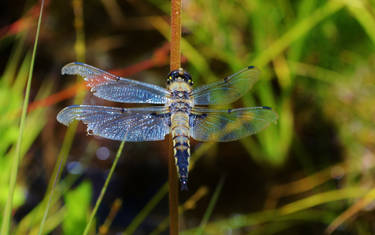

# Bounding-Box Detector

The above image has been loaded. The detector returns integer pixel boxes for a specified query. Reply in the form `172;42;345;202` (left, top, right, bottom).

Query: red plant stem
169;0;182;234
28;83;86;112
0;0;50;39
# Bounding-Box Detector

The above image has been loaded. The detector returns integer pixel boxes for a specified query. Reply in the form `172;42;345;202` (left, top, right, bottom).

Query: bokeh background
1;0;375;234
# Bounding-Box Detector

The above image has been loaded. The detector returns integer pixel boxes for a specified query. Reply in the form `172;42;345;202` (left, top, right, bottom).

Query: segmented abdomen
171;111;191;190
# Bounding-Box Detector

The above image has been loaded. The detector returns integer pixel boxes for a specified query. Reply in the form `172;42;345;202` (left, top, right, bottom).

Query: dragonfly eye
188;79;194;86
167;76;173;84
167;70;178;83
167;69;193;86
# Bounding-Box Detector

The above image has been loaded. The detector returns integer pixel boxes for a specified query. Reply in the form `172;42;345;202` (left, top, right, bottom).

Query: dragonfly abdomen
171;111;191;190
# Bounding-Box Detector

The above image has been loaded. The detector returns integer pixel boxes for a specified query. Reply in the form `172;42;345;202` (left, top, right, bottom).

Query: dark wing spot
248;65;255;69
195;113;208;118
262;106;272;110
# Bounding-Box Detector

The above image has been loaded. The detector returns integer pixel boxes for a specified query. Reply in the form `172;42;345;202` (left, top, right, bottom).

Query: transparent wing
62;62;170;104
57;105;170;141
190;106;277;142
191;66;260;105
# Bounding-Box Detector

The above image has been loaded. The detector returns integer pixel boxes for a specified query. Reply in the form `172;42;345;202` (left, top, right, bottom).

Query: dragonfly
57;62;278;190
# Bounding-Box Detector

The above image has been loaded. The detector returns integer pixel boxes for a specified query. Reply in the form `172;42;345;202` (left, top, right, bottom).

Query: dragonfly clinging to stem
57;62;278;190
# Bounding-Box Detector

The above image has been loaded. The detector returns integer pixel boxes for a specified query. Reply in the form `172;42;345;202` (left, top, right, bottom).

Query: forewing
190;106;277;142
62;62;169;104
191;66;260;105
57;105;170;141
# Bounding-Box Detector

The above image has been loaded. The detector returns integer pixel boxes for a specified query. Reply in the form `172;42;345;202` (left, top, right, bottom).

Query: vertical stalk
38;0;85;234
82;140;126;235
169;0;182;234
170;0;182;71
168;148;179;235
1;1;45;234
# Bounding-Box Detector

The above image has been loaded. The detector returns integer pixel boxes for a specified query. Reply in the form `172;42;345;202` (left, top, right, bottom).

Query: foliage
63;181;91;235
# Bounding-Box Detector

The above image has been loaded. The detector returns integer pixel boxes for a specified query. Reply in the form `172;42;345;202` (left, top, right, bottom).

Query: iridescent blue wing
190;106;277;142
191;66;260;105
62;62;169;104
57;105;170;141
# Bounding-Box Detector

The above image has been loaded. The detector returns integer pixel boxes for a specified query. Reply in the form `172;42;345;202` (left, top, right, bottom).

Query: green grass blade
252;0;345;67
37;121;79;235
0;1;45;234
122;183;168;235
38;0;87;233
63;181;92;235
279;187;368;214
2;35;26;86
82;140;126;235
195;176;225;235
345;1;375;45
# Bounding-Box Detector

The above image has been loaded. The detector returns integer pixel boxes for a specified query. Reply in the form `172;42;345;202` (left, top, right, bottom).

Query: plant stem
196;176;225;235
169;0;182;234
83;140;126;235
170;0;181;71
0;1;45;234
38;1;86;233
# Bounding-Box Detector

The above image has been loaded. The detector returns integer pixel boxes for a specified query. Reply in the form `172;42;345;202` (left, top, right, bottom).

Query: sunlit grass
1;0;46;233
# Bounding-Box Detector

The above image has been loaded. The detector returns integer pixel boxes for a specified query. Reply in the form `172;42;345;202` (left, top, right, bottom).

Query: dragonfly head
167;68;193;86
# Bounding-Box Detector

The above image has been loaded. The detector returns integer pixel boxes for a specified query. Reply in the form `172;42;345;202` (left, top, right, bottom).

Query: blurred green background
1;0;375;234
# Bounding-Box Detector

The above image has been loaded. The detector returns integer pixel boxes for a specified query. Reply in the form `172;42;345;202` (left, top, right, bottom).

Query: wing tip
61;62;86;76
270;109;279;123
56;111;70;126
247;65;261;74
261;106;279;123
56;105;81;126
61;62;76;75
247;65;260;70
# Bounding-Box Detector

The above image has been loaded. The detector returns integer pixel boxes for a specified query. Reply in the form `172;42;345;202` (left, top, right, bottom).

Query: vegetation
1;0;375;234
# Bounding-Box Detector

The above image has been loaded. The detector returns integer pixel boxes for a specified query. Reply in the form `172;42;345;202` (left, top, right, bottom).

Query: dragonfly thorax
170;102;192;113
167;69;194;108
171;90;190;99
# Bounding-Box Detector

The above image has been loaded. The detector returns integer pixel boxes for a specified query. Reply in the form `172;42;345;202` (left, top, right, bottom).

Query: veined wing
62;62;169;104
57;105;170;141
190;106;277;142
191;66;260;105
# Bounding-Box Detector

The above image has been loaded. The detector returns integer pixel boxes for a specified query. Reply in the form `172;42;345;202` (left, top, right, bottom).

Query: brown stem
170;0;181;71
169;0;181;234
